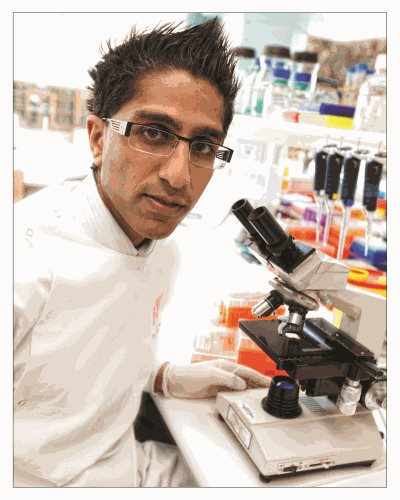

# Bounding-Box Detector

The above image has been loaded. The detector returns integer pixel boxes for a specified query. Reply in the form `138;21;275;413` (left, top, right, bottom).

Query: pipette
362;152;386;257
336;149;367;259
313;143;337;242
323;145;351;246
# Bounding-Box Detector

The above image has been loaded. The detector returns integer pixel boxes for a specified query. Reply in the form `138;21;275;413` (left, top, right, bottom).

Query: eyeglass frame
102;118;234;168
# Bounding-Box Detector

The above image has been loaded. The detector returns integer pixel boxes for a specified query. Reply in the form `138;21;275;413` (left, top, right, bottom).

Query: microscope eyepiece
248;206;303;266
231;199;260;240
247;206;289;250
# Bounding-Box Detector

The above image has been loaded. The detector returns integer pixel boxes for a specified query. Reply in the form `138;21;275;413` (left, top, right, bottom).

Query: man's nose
158;140;191;189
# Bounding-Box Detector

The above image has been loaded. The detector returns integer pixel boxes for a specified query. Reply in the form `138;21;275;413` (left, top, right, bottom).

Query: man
14;19;270;487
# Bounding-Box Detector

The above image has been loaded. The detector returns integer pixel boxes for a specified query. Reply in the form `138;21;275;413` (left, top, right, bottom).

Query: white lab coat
13;172;192;486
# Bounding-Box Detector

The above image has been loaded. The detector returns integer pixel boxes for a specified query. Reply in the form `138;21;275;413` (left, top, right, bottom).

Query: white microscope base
216;388;383;481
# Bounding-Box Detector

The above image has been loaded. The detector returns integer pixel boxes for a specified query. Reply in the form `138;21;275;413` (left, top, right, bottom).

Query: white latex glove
162;359;271;399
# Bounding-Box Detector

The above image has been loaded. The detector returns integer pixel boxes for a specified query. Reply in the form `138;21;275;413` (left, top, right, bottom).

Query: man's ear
86;115;105;167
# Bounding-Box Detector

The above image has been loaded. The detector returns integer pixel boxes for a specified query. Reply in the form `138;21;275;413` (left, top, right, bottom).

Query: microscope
216;199;386;482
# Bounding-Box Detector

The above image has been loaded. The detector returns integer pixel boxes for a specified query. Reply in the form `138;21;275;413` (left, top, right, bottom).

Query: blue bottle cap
273;68;290;80
366;69;375;75
347;66;356;73
295;72;312;83
356;63;368;72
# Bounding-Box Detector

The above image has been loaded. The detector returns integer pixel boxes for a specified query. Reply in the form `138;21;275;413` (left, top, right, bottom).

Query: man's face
90;69;226;247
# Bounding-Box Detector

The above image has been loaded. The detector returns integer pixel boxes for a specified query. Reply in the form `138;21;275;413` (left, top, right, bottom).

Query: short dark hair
86;18;239;135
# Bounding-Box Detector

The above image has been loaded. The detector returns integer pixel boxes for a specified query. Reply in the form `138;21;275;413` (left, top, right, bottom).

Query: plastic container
251;45;291;117
233;47;257;114
265;44;292;73
319;104;355;118
353;63;369;91
328;220;366;259
235;57;260;115
237;336;288;378
291;51;319;94
233;46;257;84
193;319;238;356
251;56;273;117
353;54;386;133
221;293;286;328
192;294;286;364
349;236;387;271
262;68;291;119
347;266;386;296
290;72;312;111
341;66;357;106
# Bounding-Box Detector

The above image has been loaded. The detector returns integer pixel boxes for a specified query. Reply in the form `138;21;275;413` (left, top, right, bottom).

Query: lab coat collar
72;171;156;257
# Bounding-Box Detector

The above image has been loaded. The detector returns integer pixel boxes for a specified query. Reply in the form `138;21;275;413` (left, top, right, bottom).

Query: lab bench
151;393;386;487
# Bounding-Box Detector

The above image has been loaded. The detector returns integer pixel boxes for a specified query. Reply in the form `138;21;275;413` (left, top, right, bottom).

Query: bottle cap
293;51;318;63
263;44;291;59
346;67;356;73
233;46;256;59
356;63;368;72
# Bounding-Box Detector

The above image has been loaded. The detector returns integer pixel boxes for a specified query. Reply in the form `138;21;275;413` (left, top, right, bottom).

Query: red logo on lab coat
153;294;164;327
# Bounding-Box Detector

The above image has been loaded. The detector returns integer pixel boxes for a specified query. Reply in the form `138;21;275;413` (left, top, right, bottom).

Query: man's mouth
143;194;188;210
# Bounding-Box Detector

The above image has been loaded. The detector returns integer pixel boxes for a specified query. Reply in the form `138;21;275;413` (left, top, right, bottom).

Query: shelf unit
228;114;386;150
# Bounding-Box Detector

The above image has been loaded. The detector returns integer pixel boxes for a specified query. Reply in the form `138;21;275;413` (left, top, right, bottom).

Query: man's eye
193;142;214;155
142;127;168;141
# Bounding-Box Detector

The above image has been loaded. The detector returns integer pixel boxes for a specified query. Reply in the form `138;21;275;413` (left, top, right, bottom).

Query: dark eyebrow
133;111;179;130
132;111;224;143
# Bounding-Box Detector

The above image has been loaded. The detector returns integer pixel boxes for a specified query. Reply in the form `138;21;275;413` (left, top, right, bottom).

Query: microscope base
216;388;383;480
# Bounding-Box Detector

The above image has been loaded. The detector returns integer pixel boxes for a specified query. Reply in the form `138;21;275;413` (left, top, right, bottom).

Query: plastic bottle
251;45;291;117
290;72;312;111
235;57;260;115
291;51;319;94
265;44;292;72
233;47;257;114
251;56;272;116
353;54;386;133
353;63;369;90
233;46;257;84
262;68;291;119
341;67;357;106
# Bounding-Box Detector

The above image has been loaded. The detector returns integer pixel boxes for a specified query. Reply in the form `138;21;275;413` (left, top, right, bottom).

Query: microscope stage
216;388;383;481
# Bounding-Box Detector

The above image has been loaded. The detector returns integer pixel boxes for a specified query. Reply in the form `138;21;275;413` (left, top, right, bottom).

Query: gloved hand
162;359;271;399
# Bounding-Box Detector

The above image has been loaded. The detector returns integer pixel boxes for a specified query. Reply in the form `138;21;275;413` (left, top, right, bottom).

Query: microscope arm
324;285;386;360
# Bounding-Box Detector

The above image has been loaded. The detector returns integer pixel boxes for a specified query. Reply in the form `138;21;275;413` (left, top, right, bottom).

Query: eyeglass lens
127;124;228;169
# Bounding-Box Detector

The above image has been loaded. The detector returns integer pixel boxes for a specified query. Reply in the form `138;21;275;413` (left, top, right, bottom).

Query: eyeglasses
102;118;234;170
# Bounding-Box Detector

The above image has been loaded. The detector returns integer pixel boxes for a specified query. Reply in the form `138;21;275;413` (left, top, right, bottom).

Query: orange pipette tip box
237;337;287;378
224;304;286;328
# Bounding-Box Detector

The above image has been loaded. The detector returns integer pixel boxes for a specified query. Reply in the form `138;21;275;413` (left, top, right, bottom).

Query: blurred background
13;12;386;195
13;10;387;368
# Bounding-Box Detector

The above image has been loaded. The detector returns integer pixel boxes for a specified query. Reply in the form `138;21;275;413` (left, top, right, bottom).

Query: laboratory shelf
229;114;386;150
